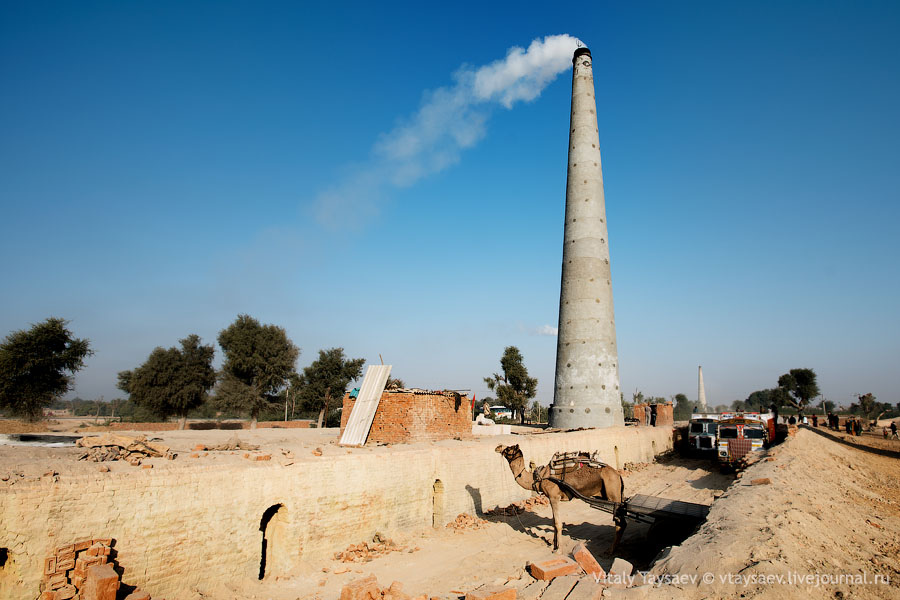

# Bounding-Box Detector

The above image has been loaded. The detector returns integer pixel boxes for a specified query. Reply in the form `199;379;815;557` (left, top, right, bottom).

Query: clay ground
2;423;899;600
219;451;733;600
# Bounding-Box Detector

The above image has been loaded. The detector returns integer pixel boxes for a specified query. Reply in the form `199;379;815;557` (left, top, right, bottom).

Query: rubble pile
445;513;488;532
334;537;405;563
339;576;428;600
485;495;549;516
75;434;175;465
205;435;260;452
40;538;151;600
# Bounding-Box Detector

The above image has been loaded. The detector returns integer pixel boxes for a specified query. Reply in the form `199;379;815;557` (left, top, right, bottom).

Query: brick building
633;402;674;427
340;390;472;444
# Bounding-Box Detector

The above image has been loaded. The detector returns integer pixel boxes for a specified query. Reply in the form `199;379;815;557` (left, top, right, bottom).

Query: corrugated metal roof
339;364;392;446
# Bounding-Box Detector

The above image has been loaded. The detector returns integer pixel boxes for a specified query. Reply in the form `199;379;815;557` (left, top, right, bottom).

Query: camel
495;443;626;554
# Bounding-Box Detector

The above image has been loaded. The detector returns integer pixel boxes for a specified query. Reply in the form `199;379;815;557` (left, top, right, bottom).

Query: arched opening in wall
258;504;289;580
614;446;620;470
433;480;444;529
0;548;6;568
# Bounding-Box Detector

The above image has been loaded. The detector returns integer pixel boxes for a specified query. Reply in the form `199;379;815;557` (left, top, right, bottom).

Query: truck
687;412;720;454
716;412;775;468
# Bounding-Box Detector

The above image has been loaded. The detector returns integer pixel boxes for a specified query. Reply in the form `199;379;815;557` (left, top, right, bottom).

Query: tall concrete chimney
549;47;623;429
698;366;707;409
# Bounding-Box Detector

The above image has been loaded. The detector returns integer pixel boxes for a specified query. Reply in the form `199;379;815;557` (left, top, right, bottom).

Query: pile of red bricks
340;390;472;444
485;495;549;516
333;539;405;563
340;576;425;600
445;513;488;532
40;539;149;600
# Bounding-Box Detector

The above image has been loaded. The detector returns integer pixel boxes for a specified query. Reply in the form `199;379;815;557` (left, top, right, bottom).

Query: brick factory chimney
698;365;707;410
549;47;623;429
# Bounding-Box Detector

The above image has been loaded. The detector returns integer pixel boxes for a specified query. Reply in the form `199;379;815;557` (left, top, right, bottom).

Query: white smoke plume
313;34;582;227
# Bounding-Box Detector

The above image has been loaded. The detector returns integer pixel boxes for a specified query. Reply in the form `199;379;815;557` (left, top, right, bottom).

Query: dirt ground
3;422;898;599
207;428;899;600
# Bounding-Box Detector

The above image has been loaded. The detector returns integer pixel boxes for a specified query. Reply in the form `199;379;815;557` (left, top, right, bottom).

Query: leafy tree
215;314;299;428
117;335;216;430
484;346;537;425
385;377;405;390
777;368;820;414
0;318;93;421
296;348;365;428
673;393;697;421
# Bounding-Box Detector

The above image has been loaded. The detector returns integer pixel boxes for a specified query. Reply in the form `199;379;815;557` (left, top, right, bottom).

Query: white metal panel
339;364;391;446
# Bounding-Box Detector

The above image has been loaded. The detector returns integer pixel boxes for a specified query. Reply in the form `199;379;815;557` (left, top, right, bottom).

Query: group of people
883;421;899;440
844;416;864;436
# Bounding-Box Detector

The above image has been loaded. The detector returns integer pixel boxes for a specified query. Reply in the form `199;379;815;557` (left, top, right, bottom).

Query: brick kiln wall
339;391;472;444
0;427;672;599
633;403;674;427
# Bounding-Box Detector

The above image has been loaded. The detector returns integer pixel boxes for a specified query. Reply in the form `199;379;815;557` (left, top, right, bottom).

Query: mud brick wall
633;403;674;427
0;426;672;600
340;391;472;444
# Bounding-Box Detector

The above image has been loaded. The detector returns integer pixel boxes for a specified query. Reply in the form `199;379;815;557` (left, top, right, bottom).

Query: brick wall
0;426;671;600
633;403;674;427
340;391;472;444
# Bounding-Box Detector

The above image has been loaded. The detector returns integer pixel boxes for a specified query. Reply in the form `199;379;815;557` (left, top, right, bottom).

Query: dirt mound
0;420;49;434
649;429;900;599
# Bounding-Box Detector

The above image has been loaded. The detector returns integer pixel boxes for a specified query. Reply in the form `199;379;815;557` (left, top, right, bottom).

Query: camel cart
548;477;710;531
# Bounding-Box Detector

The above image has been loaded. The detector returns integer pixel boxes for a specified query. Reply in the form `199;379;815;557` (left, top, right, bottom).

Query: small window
719;427;738;439
708;423;718;434
744;428;765;439
690;423;704;433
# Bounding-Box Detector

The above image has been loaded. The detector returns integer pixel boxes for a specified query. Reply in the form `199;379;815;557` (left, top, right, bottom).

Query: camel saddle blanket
547;450;609;481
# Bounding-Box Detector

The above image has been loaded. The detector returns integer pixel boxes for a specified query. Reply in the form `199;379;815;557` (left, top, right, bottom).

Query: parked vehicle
716;412;775;467
687;413;720;454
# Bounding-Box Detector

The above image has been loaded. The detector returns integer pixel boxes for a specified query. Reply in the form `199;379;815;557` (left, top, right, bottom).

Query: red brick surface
339;575;381;600
633;403;674;427
464;585;516;600
340;391;472;444
82;564;119;600
123;589;151;600
528;557;580;580
572;543;605;577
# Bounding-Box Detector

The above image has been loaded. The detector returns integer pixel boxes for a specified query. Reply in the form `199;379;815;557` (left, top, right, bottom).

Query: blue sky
2;1;898;410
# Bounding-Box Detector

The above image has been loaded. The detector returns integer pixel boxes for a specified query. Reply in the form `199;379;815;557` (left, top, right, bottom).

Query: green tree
673;393;696;421
777;368;820;414
296;348;365;428
117;335;216;430
0;318;93;421
215;314;299;428
484;346;537;425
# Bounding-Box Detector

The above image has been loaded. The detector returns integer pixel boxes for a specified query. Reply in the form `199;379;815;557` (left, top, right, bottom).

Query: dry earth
2;423;898;600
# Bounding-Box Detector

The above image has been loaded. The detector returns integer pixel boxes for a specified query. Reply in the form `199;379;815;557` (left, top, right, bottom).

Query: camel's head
495;444;523;462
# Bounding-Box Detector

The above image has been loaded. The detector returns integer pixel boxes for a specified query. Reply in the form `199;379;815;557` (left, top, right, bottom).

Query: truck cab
687;413;720;454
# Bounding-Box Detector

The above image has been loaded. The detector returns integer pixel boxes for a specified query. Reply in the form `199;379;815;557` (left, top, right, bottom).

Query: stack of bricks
40;538;118;600
341;390;472;444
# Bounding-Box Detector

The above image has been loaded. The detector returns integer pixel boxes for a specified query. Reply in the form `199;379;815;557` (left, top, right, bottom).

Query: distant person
891;421;898;440
788;415;797;425
812;415;818;428
883;427;890;439
854;418;862;436
845;419;852;434
770;403;779;425
650;404;658;427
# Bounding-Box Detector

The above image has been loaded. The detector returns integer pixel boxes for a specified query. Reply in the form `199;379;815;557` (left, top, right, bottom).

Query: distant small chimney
698;366;707;409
